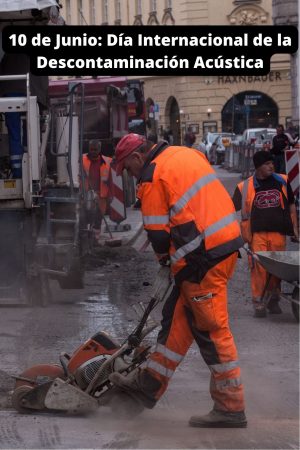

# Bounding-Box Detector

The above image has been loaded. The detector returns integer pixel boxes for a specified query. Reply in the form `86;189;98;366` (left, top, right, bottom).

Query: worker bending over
110;133;247;428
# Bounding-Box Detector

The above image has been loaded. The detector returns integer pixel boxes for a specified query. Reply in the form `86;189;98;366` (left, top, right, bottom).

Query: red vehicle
49;76;130;156
49;77;146;154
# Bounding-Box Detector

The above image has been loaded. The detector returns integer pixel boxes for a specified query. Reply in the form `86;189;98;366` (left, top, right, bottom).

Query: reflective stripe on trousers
142;253;245;412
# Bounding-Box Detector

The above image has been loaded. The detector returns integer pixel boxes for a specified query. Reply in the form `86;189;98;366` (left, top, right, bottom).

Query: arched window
148;0;159;25
115;0;121;24
89;0;96;25
77;0;83;25
150;0;157;12
102;0;108;24
134;0;143;25
65;0;71;24
162;0;175;25
221;91;278;134
136;0;142;15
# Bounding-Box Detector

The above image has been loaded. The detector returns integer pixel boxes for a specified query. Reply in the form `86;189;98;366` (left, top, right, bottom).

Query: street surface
0;167;299;450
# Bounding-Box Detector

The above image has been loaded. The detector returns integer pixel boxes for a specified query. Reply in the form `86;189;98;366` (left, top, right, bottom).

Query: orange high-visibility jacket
138;144;243;284
237;173;289;243
82;154;112;198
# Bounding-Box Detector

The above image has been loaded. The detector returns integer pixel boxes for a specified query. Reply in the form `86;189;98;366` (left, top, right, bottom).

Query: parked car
241;128;276;146
199;132;220;162
200;132;236;164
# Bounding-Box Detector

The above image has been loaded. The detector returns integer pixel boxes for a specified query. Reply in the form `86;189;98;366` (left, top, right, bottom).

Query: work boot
253;306;267;318
189;409;247;428
267;297;282;314
109;369;159;409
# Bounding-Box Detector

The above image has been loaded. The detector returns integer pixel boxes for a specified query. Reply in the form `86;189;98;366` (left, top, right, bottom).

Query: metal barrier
226;143;257;179
241;144;256;179
224;144;233;169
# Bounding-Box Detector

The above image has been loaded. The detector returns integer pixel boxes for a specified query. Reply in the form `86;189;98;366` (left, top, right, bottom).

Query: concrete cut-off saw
11;266;172;417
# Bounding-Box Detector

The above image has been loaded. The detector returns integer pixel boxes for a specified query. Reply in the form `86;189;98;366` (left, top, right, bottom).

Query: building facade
272;0;299;128
58;0;297;144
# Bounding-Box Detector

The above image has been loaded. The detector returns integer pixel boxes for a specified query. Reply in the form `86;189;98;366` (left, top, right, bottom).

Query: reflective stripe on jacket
138;145;243;282
82;154;112;198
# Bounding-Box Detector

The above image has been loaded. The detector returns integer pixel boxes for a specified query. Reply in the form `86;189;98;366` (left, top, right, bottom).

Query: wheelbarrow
244;249;299;322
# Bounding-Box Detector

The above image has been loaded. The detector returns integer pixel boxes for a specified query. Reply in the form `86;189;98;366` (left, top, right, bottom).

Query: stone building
58;0;298;143
272;0;299;130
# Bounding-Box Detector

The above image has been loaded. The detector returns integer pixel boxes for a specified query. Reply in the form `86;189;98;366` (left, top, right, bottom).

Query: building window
134;0;142;24
162;0;174;24
150;0;157;12
148;0;159;25
102;0;108;24
65;0;71;24
115;0;121;24
77;0;83;25
89;0;96;25
135;0;142;16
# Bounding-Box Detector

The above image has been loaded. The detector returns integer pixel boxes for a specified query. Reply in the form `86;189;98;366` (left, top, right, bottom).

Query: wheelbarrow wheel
291;287;299;323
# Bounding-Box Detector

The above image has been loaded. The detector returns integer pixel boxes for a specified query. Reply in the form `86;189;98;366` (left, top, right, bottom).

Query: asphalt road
0;167;299;450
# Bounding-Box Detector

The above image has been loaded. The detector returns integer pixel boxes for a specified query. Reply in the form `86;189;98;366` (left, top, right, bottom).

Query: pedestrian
286;121;297;140
110;133;247;428
82;140;112;240
270;124;293;173
184;126;196;147
163;127;173;144
232;150;298;318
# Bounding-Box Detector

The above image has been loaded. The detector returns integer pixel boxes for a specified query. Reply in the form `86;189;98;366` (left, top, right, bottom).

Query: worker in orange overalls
232;151;298;318
82;140;112;240
109;133;247;428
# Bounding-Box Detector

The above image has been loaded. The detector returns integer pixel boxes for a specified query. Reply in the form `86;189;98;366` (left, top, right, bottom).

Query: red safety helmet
115;134;145;175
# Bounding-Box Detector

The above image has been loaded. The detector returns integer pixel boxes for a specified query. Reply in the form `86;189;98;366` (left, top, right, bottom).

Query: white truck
0;2;129;305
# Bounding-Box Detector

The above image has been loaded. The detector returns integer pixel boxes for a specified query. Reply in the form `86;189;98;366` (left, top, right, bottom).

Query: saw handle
127;297;158;348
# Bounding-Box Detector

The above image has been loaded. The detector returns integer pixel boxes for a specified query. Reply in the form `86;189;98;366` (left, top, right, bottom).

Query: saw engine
67;331;131;390
11;267;172;414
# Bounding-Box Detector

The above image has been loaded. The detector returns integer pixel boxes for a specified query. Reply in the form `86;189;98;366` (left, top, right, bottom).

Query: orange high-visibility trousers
141;253;245;412
249;232;286;306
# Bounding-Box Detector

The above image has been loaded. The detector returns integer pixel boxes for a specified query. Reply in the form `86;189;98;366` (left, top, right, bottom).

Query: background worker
82;140;112;240
183;126;196;147
110;133;247;428
232;150;298;318
271;124;294;174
